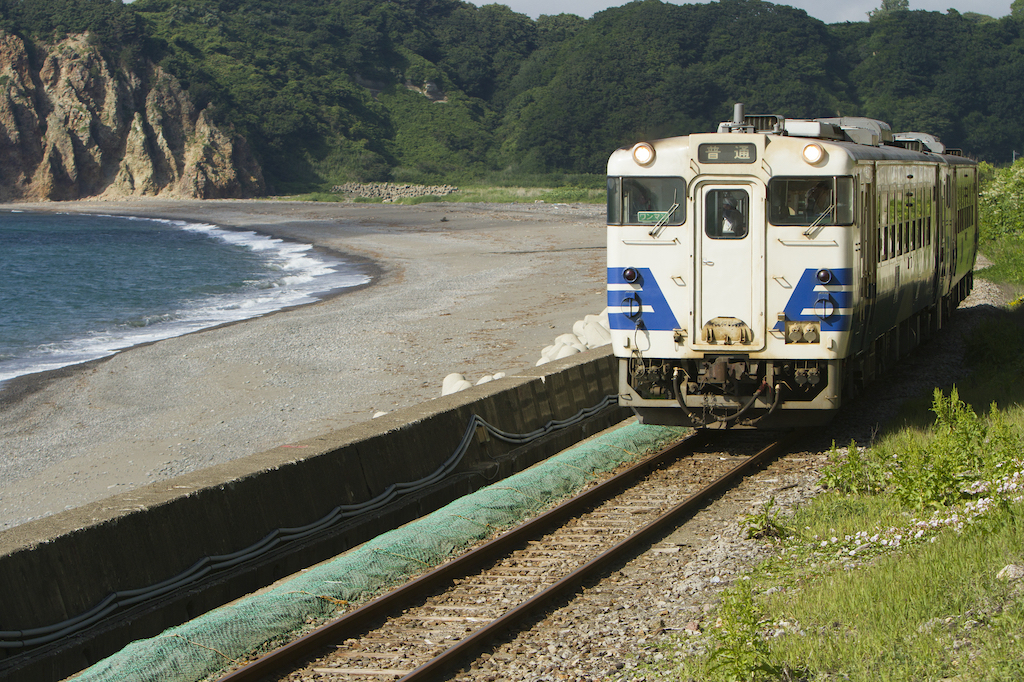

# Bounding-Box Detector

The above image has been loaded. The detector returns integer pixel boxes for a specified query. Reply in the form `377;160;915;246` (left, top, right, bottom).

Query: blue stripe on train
607;267;680;331
775;268;854;332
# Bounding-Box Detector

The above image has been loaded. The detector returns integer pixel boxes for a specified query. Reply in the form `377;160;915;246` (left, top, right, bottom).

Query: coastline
0;209;381;396
0;198;608;531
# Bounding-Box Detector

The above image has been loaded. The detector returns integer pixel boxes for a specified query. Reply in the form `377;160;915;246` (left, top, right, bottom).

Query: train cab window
705;189;749;239
607;177;686;226
768;177;854;226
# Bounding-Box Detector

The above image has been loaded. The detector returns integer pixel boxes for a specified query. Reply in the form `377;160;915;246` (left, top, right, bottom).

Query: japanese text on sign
698;143;757;164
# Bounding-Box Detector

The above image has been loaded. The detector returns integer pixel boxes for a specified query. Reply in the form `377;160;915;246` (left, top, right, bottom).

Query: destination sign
698;143;757;164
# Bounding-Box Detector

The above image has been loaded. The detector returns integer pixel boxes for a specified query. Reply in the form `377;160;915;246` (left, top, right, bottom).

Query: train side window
915;191;923;250
878;192;886;262
897;192;906;255
913;191;921;249
705;189;749;239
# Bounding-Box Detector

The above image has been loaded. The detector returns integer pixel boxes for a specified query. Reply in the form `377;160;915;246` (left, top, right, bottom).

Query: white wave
0;215;371;387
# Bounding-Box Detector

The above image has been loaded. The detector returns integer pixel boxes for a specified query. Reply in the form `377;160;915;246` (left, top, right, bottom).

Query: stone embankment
331;182;459;202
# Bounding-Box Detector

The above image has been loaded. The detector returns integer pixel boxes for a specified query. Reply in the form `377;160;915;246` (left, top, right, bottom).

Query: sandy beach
0;199;608;531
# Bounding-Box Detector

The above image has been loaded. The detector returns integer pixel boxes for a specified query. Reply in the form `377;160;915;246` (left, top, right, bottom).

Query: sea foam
0;213;370;386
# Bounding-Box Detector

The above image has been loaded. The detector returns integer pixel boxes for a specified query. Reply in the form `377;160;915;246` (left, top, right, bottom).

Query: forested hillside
1;0;1022;195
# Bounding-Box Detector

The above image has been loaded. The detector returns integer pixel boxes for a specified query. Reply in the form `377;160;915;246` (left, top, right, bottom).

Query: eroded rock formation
0;31;264;202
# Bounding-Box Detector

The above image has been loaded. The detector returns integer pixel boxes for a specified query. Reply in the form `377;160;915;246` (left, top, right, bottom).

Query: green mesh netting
71;421;686;682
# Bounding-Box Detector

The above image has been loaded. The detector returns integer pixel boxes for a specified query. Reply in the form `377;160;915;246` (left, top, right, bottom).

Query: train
606;104;978;429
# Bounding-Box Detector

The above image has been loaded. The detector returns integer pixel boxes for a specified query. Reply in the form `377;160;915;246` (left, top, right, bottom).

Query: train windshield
607;177;687;226
768;177;854;226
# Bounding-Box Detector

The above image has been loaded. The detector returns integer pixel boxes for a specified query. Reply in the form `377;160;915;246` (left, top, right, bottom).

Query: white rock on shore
536;308;612;366
440;308;612;395
442;373;474;396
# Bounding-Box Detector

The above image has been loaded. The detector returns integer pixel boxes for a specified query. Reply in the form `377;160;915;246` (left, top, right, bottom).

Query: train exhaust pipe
733;102;744;125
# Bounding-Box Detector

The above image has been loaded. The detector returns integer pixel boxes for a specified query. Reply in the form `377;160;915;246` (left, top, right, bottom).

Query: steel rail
218;428;795;682
398;429;801;680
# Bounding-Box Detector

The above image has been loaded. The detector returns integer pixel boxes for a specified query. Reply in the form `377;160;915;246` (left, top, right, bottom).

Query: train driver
721;196;745;235
805;181;833;219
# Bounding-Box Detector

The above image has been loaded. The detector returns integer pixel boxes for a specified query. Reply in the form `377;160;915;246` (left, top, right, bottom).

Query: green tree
869;0;910;20
433;4;537;105
128;0;511;189
0;0;145;65
500;0;850;173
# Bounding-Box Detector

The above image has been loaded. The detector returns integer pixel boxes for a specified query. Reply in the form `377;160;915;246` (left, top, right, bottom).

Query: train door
694;183;765;350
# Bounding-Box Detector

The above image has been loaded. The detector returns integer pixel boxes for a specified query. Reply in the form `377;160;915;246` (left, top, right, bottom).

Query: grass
768;513;1024;680
647;318;1024;680
634;199;1024;680
643;390;1024;681
977;237;1024;288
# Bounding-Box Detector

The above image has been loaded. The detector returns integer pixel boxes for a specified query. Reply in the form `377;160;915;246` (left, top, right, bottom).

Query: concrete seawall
0;348;628;682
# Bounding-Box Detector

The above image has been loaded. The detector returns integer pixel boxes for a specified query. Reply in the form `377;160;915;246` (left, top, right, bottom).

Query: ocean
0;210;370;387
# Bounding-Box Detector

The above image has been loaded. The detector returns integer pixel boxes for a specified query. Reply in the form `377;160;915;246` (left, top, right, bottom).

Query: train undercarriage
622;355;838;429
622;273;974;430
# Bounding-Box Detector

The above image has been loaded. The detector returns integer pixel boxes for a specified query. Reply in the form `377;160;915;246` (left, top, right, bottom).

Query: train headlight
802;143;826;165
632;142;656;166
622;267;641;284
816;269;833;285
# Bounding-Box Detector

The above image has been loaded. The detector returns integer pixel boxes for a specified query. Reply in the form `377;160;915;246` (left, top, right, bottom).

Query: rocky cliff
0;31;265;202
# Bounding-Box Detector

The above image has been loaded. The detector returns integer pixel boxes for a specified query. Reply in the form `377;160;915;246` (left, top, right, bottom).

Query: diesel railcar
607;105;978;428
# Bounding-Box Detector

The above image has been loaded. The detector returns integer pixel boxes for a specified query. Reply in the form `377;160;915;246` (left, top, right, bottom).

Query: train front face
607;133;857;429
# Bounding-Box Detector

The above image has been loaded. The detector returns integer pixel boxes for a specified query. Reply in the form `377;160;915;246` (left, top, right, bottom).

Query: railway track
219;428;805;682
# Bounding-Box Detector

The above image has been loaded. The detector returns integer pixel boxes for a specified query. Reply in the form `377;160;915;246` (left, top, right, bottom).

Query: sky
491;0;1013;23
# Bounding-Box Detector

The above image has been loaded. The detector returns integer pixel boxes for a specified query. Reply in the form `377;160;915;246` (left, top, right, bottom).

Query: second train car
607;105;978;428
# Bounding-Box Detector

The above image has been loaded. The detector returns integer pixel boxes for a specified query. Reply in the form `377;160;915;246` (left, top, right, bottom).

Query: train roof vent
817;117;893;146
781;119;845;140
743;114;784;133
946;148;964;156
893;132;946;154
